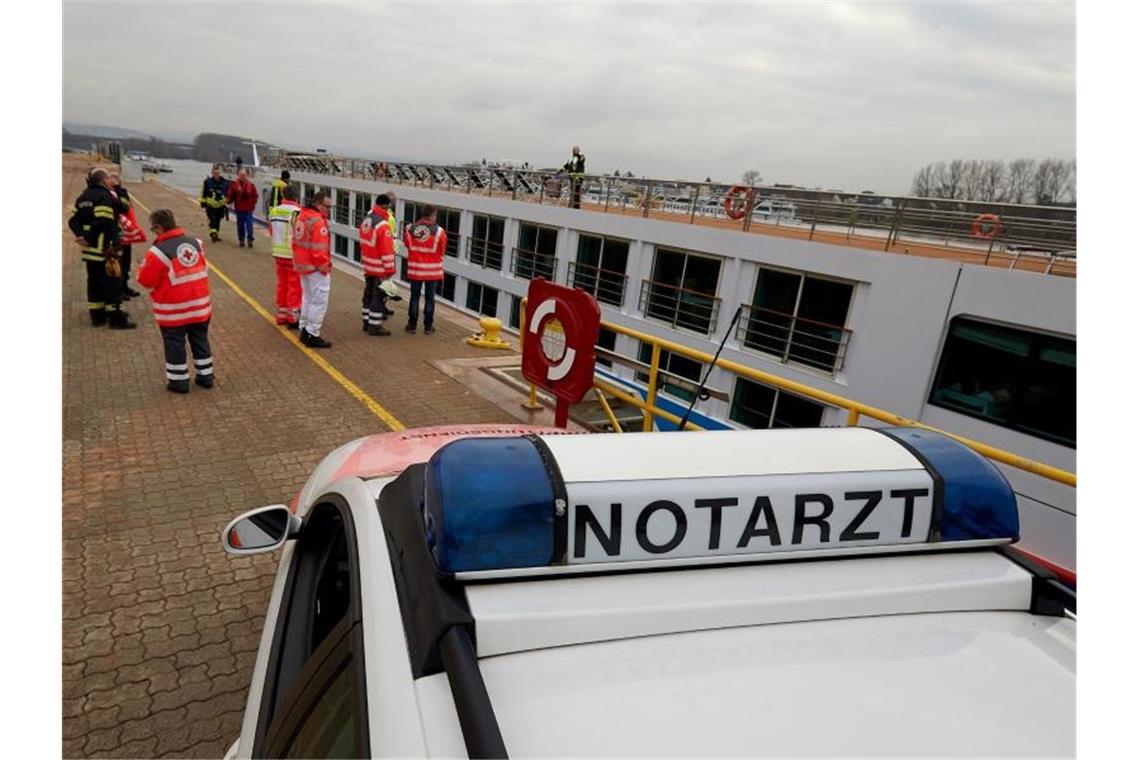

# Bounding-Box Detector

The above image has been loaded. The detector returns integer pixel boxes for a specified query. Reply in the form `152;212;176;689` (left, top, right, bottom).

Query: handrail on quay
519;299;1076;489
272;153;1077;273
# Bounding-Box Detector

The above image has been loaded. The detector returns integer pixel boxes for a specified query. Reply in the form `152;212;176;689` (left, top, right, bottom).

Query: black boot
307;333;332;349
195;374;215;389
299;329;312;346
166;380;190;394
107;311;137;330
368;323;391;336
124;286;141;297
362;320;369;333
89;310;107;327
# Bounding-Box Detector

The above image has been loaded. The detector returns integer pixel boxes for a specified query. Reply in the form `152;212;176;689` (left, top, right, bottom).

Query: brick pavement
61;155;516;758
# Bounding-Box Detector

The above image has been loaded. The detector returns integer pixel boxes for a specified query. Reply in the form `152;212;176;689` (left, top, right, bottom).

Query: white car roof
415;610;1073;757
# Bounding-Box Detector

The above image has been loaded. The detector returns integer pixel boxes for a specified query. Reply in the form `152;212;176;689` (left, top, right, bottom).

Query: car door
252;499;369;758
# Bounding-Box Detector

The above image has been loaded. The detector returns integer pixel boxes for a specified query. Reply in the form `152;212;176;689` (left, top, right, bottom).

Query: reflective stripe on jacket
137;228;212;327
402;219;446;281
291;206;331;274
68;185;121;261
200;176;230;208
268;201;301;259
359;206;396;278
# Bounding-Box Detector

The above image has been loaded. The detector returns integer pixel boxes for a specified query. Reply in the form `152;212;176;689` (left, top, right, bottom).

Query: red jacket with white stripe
137;228;212;327
292;205;332;275
358;205;396;278
403;218;446;281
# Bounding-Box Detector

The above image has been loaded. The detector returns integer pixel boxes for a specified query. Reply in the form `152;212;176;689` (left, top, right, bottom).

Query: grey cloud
63;0;1074;194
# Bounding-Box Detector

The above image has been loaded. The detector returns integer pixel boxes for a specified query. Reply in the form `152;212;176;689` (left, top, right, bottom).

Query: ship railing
638;279;722;336
517;298;1077;490
735;304;852;374
566;261;628;307
466;237;505;272
272;154;1076;271
510;247;557;281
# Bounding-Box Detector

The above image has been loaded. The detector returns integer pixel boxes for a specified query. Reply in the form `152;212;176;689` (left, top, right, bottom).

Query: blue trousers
407;280;437;329
235;211;254;243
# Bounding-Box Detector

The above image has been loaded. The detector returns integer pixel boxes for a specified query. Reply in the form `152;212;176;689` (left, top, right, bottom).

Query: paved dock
61;154;520;758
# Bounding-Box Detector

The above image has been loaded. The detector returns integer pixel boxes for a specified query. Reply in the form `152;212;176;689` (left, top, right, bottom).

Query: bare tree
741;169;762;186
979;160;1007;202
1004;159;1037;204
911;164;935;197
961;160;986;202
1034;159;1074;205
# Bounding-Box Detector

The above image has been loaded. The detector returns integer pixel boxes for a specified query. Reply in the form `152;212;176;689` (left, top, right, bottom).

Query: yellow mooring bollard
465;317;513;350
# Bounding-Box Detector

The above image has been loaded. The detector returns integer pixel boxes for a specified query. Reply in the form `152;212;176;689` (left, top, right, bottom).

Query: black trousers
205;207;225;235
361;276;389;326
570;176;582;209
85;259;123;315
161;321;213;383
120;245;132;289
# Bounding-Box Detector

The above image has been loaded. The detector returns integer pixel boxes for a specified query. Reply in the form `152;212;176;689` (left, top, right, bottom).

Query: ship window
742;267;854;373
470;214;505;270
513;224;558;280
334;189;350;226
509;295;522;329
730;378;825;430
596;328;617;369
572;235;629;306
401;203;459;257
466;282;499;317
929;318;1075;447
637;343;703;402
439;273;456;302
642;248;721;334
352;241;361;264
304;184;316;205
333;234;348;259
352;192;372;226
399;257;408;282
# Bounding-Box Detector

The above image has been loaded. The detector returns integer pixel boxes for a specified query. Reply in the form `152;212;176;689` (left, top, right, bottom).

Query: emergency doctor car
220;424;1075;758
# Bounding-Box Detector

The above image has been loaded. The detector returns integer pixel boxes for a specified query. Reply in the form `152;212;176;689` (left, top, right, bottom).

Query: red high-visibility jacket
137;228;212;327
359;205;396;278
292;205;331;275
225;178;259;212
403;219;446;281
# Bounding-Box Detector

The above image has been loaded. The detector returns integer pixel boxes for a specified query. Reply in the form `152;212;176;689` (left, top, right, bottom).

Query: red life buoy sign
724;186;755;221
521;279;601;427
971;213;1002;239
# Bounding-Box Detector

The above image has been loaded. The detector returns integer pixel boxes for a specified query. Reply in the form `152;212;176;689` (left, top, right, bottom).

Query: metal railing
566;260;628;307
272;155;1077;272
466;237;505;271
510;247;557;281
736;304;853;374
638;279;721;335
518;298;1076;488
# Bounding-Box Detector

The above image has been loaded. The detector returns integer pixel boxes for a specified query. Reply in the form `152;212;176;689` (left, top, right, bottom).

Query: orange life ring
971;213;1002;239
724;186;755;221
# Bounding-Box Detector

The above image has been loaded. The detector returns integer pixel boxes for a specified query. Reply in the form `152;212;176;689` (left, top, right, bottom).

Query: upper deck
270;155;1077;278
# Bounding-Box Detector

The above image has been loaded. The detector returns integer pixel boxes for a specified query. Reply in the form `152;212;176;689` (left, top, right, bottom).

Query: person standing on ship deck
226;169;259;248
199;164;230;243
563;145;586;209
403;204;447;334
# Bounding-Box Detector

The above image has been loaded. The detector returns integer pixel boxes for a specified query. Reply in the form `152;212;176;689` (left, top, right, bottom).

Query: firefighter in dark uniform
562;145;586;209
68;168;136;329
199;163;230;242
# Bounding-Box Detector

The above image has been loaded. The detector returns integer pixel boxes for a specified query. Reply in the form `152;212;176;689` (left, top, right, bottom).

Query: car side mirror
221;505;301;555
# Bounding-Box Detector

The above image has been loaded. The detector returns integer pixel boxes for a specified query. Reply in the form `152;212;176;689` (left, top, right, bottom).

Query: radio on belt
421;427;1019;575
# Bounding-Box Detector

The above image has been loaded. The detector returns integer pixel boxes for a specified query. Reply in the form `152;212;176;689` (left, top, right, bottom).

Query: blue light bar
880;428;1019;541
424;437;557;574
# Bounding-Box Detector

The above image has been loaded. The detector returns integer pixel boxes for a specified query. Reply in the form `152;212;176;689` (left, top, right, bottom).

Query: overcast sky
63;1;1074;194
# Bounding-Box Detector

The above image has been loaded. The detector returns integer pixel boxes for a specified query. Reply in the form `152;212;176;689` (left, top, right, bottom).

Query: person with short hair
403;204;446;334
270;169;291;208
267;183;303;328
137;209;214;393
358;193;397;336
199;164;230;242
292;190;334;348
68;168;136;329
226;169;259;248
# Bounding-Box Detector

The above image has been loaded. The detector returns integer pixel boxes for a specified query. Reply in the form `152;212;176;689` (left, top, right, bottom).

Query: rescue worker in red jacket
403;204;447;334
225;169;259;248
136;209;215;393
358;193;398;336
267;183;303;328
109;172;146;299
292;190;334;348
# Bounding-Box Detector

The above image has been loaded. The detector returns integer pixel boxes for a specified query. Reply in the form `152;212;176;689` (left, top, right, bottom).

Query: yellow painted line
131;192;406;432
